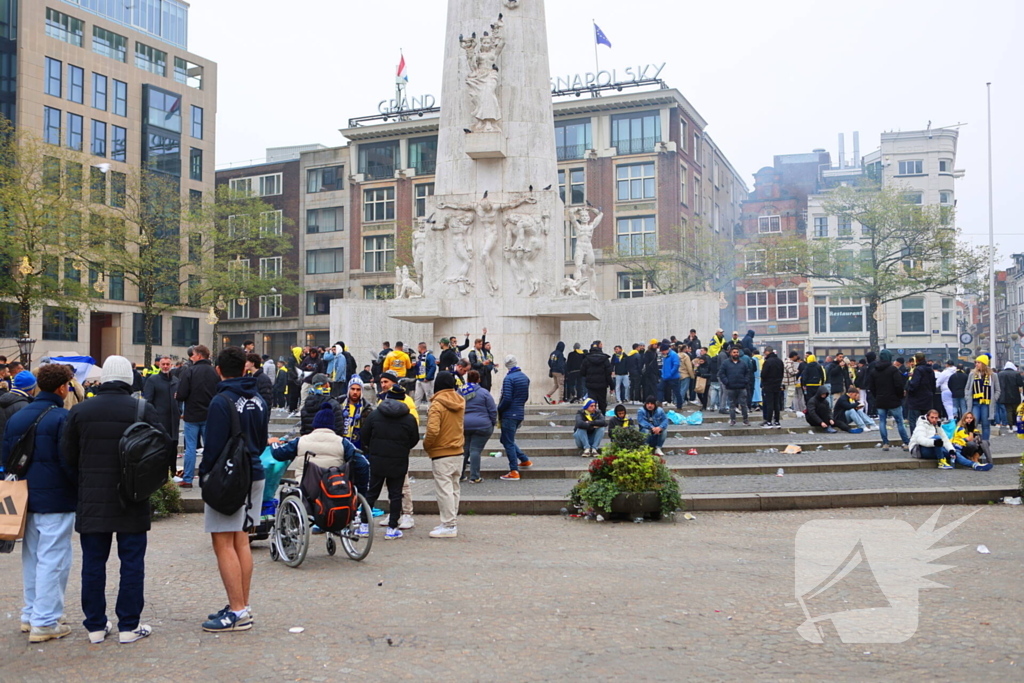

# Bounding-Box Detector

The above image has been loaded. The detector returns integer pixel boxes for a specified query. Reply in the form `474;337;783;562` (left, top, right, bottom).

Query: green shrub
150;480;183;519
569;443;682;518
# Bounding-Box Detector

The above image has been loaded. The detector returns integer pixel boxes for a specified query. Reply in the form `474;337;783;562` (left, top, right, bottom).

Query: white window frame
259;209;283;236
838;218;853;237
617;273;646;299
758;215;781;234
898;160;923;175
693;178;701;214
776;289;799;321
414;183;434;217
363;234;395;273
363;187;395;223
746;291;768;322
228;299;248;320
259;294;282;319
813;216;828;238
616;162;655;202
901;297;926;333
259;256;282;280
680;163;687;206
229;173;282;197
615;216;657;257
941;297;954;333
744;249;766;275
939;191;952;205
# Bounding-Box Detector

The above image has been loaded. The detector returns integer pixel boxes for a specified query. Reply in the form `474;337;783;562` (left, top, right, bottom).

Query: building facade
2;0;216;363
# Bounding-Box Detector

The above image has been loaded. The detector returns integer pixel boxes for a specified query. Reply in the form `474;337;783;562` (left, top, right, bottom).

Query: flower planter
600;491;662;520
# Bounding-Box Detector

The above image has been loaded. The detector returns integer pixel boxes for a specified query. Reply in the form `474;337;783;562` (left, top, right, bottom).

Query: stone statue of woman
459;15;506;133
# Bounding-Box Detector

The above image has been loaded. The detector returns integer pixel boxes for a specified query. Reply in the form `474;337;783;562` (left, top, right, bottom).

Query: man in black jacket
641;342;661;407
0;370;36;437
546;341;566;404
580;341;613;413
245;353;274;407
760;347;785;428
564;343;586;403
865;349;910;450
438;338;460;375
299;374;345;435
143;356;181;445
361;392;420;534
718;347;751;426
175;345;220;489
805;387;846;433
62;355;173;644
626;343;644;404
905;352;936;435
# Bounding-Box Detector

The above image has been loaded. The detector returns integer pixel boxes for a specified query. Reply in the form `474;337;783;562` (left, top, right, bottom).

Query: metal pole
593;19;599;74
986;82;996;363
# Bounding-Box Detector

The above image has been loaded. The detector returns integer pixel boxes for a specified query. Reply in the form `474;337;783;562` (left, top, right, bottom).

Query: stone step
409;437;884;457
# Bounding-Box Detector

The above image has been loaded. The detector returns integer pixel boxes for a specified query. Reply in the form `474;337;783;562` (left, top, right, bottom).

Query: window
132;313;162;345
91;120;106;157
111;171;126;207
42;306;78;342
558;168;585;206
66;112;83;150
358;141;399;179
942;297;954;333
363;235;394;273
897;160;923;175
616;216;656;256
92;73;107;110
363;285;394;300
46;8;83;46
940;191;952;205
67;65;84;103
90;166;106;204
92;26;127;62
617;273;646;299
171;316;200;347
565;219;577;261
260;257;282;280
693;178;701;214
815;296;866;333
901;297;925;333
66;163;83;198
414;183;434;217
555;118;592;160
108;272;124;300
904;192;923;205
777;289;799;320
746;291;768;322
363;187;395;222
188;233;202;262
229;173;281;197
113;80;127;116
228;299;249;320
838;218;853;237
939;160;951;173
259;210;282;236
306;207;343;234
744;249;766;275
616;163;655;201
43;106;61;145
307;248;345;275
135;42;166;75
813;216;828;238
259;295;282;319
189;147;202;180
306;165;344;193
143;132;180;176
260;174;281;196
191;105;203;139
409;136;437;175
680;164;687;206
307;290;345;316
0;303;18;338
145;86;181;132
189;189;202;215
680;119;688;152
45;57;62;97
228;258;250;281
611;111;660;155
111;125;126;161
758;215;781;234
693;133;701;163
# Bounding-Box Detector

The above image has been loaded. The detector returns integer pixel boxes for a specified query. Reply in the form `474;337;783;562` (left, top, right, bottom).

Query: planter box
599;491;662;520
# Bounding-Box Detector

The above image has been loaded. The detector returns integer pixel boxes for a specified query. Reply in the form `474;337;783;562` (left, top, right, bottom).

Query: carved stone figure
459;16;506;133
560;275;586;297
569;205;602;297
503;211;548;296
412;215;430;285
400;266;423;299
432;212;476;295
438;194;536;294
502;0;521;9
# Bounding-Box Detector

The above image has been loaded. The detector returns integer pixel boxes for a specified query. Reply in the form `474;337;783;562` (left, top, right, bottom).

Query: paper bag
694;377;707;394
0;478;29;541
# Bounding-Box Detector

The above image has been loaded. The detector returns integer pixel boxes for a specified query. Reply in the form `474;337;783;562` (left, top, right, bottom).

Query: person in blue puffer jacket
658;342;680;409
496;355;531;481
459;370;497;483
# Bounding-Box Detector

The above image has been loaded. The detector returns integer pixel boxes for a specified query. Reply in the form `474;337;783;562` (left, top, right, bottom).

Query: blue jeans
953;397;967;420
643;429;667;449
80;532;147;633
614;375;630;403
973;403;990;441
499;418;528;472
846;409;877;429
574;427;606;451
917;445;945;460
994;403;1008;426
676;377;692;407
21;512;75;628
183;420;206;484
462;427;494;480
877;407;910;446
708;383;722;411
658;377;679;408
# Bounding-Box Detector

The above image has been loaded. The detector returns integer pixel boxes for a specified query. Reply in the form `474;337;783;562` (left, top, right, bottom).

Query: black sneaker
202;610;252;633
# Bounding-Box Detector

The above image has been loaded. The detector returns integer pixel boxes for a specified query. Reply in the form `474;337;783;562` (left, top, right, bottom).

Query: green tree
0;118;104;341
608;220;736;295
762;185;984;349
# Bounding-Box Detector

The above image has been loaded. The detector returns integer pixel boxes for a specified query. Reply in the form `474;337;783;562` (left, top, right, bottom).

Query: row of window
810;296;955;335
226;295;284;320
895;159;954;176
745;290;800;322
43;155;126;207
45;6;200;87
304;234;395;276
0;302;198;345
226;210;284;237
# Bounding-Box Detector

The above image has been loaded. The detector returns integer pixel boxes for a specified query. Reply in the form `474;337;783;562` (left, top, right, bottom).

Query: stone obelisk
391;0;597;401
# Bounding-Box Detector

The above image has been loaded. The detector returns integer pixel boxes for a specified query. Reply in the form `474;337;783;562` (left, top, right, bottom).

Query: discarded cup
595;514;605;522
776;468;784;477
816;445;823;451
682;512;696;521
977;545;991;554
843;444;851;450
489;451;502;457
687;448;698;456
549;422;558;427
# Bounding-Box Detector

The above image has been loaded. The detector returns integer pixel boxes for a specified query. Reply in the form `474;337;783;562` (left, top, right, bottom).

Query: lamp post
16;336;36;369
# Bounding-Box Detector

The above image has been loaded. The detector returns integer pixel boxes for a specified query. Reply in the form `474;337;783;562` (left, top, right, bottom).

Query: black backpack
119;399;172;504
307;460;357;532
200;396;252;515
4;406;56;479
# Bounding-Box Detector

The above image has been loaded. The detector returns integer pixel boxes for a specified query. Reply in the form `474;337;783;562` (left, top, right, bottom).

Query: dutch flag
397;53;409;84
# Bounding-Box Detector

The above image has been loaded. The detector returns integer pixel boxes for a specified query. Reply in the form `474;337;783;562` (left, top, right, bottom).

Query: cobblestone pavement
1;507;1021;681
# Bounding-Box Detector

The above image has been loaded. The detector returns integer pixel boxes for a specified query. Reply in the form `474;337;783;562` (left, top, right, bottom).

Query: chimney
852;131;860;169
838;133;845;169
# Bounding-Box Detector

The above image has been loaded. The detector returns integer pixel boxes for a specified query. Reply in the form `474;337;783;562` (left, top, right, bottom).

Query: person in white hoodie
909;409;993;471
935;360;957;421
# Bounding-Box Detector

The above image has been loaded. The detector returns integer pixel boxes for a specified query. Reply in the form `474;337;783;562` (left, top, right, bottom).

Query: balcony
361;164;395;180
557;143;588;161
613;136;658;155
413;161;436;175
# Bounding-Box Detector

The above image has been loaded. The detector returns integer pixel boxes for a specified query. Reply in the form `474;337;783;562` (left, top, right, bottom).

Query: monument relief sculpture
459;15;506;133
412;215;430;287
503;210;548;296
560;275;586;297
431;211;476;295
396;265;423;299
569;205;602;297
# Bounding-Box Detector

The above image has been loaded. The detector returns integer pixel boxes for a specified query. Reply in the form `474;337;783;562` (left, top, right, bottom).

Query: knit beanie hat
100;355;133;385
13;370;37;391
582;398;596;411
976;354;990;366
381;370;400;384
504;354;518;369
433;371;456;393
879;349;892;363
312;405;335;430
348;375;364;388
310;373;330;387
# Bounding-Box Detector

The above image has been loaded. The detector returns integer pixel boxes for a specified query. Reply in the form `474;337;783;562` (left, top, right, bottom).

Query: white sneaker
398;514;415;530
119;624;152;644
429;525;457;538
378;516;390;527
654;448;665;456
88;620;114;644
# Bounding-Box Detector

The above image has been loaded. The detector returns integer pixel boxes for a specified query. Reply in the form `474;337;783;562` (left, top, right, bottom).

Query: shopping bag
694;377;707;395
0;478;30;541
665;411;684;425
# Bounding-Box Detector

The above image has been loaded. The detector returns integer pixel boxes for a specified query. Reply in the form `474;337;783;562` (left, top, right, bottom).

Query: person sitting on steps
573;398;606;457
637;397;668;456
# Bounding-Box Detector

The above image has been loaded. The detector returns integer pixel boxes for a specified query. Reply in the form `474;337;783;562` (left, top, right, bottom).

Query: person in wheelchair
270;406;371;531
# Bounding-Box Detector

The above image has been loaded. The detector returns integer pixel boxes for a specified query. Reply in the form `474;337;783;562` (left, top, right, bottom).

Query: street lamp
16;337;36;369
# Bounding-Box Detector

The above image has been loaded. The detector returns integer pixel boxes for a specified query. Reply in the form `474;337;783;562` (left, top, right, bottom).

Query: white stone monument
388;0;597;401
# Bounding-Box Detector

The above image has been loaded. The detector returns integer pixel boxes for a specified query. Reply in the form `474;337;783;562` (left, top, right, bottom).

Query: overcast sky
190;0;1022;265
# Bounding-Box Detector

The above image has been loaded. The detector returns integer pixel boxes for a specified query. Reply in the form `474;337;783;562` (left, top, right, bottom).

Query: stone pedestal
464;132;507;159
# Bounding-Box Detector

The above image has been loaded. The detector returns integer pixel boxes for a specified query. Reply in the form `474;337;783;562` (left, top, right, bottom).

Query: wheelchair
268;454;373;568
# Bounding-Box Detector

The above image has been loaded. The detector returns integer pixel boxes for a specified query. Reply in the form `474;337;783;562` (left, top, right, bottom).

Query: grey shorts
204;479;265;533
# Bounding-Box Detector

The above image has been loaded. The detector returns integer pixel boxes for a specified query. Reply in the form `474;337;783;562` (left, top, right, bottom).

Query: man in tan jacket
677;346;696;406
422;371;465;538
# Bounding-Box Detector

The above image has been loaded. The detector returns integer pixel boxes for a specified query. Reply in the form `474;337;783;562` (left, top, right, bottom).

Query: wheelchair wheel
340;493;373;561
326;535;337;556
272;493;310;568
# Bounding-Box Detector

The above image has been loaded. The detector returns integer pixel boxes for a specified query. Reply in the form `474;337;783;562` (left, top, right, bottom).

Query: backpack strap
135;397;146;423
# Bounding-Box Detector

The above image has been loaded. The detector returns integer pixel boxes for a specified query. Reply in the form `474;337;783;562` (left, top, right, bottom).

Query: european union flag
594;22;612;48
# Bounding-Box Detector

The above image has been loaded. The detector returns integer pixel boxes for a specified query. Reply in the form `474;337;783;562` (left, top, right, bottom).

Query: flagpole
593;19;599;74
986;81;996;364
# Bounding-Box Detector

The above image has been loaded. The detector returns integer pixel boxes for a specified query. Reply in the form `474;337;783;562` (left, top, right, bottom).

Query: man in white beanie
495;354;531;481
62;355;173;644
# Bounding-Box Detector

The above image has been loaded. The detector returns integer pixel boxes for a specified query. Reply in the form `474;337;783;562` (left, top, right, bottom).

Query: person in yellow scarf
965;354;999;441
